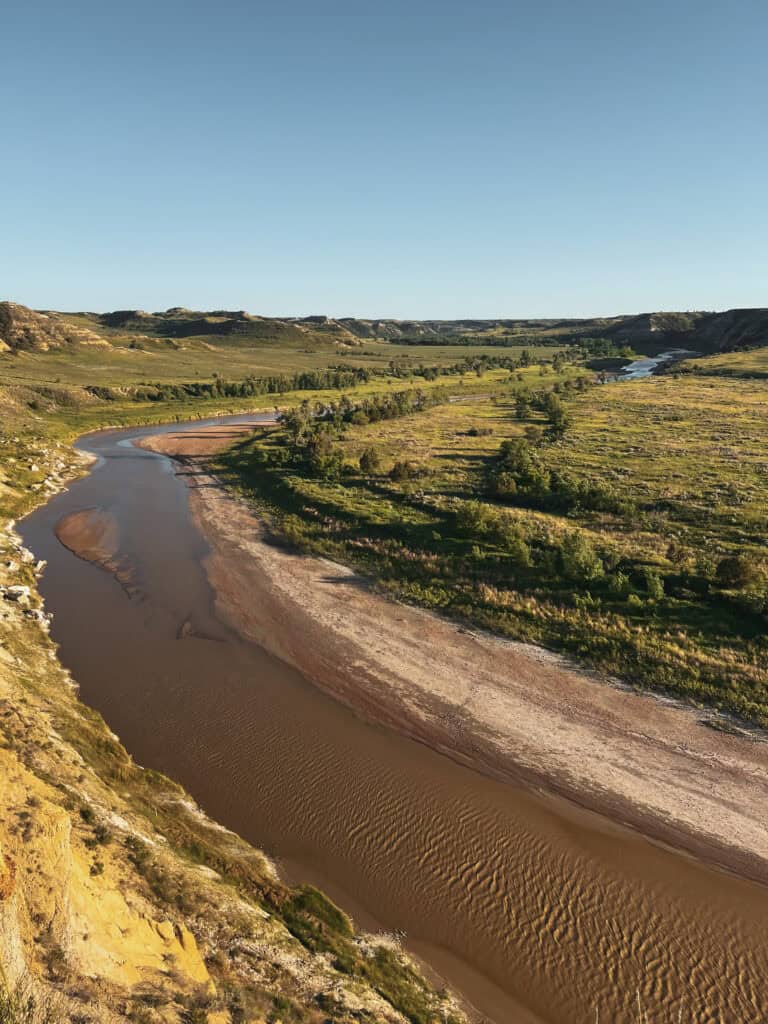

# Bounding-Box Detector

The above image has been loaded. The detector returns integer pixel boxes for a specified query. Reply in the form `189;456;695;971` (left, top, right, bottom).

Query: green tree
489;471;517;498
497;438;533;475
280;402;312;443
608;570;632;597
456;500;495;536
389;460;421;482
359;447;381;474
514;392;531;420
543;393;571;437
560;532;604;583
641;566;665;600
307;431;344;480
496;521;531;567
716;554;758;589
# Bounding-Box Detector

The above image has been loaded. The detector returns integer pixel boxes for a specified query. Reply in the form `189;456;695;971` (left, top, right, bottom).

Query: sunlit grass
680;344;768;378
217;370;768;725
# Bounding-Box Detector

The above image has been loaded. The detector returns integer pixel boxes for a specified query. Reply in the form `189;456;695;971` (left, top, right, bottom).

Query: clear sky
2;0;766;318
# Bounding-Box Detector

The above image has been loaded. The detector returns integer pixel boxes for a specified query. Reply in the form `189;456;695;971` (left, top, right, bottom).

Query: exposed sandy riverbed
55;505;139;595
141;423;768;884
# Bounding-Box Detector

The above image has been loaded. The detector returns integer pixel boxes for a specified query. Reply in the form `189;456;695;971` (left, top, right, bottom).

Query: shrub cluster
488;438;634;516
278;388;450;480
84;345;560;408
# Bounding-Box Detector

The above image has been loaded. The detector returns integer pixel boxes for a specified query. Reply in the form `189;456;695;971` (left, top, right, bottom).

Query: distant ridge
1;300;767;354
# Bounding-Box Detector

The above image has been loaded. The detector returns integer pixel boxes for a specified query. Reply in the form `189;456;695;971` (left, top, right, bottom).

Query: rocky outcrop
0;745;212;992
0;302;107;353
601;309;768;352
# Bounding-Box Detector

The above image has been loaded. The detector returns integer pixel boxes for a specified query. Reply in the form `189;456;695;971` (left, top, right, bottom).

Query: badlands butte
2;300;768;352
1;299;768;1023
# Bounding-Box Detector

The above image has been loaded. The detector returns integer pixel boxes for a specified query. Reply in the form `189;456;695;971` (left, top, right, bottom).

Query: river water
19;415;768;1024
620;349;698;379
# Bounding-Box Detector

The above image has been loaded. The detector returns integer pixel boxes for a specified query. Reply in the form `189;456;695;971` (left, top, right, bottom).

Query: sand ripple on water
199;684;768;1024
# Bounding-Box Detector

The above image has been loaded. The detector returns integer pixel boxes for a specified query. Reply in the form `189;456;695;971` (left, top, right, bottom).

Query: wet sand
55;506;139;595
23;417;768;1023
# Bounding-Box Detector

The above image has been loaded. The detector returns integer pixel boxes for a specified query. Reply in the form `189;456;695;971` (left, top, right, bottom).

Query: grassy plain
217;368;768;725
0;337;560;388
0;327;552;507
680;346;768;378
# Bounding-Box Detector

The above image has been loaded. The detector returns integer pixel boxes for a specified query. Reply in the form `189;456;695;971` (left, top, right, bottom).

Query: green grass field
0;336;550;528
0;337;562;388
679;345;768;378
217;369;768;726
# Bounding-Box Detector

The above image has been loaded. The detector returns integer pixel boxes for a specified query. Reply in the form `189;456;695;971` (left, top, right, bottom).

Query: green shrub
716;554;758;589
560;532;604;584
608;571;631;597
389;460;423;482
359;446;381;474
641;567;665;600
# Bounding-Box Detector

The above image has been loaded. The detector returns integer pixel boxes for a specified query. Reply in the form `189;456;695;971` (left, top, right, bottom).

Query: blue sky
2;0;766;317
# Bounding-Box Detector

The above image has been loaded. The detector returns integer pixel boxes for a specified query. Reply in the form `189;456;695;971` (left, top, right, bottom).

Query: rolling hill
2;300;767;355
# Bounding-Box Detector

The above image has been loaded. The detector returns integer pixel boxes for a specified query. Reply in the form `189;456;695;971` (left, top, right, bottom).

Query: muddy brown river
20;416;768;1024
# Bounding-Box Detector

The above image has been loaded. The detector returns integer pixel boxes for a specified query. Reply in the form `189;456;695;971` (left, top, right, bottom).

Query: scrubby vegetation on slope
678;344;768;379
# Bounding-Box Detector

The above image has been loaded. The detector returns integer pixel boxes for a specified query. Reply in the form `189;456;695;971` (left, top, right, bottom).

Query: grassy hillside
4;300;768;366
0;338;562;389
678;345;768;379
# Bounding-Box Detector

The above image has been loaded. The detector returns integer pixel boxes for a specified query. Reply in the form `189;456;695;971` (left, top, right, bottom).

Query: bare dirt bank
140;424;768;887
